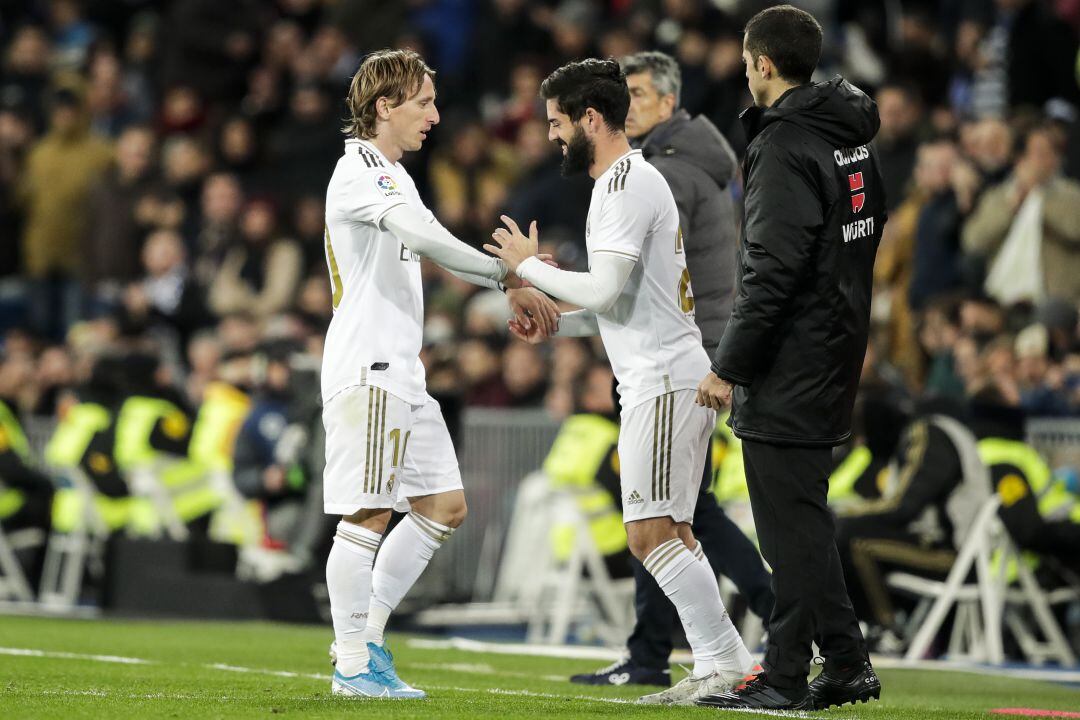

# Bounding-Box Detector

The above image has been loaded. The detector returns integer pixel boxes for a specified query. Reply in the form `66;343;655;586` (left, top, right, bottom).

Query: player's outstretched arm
485;215;635;314
382;205;508;284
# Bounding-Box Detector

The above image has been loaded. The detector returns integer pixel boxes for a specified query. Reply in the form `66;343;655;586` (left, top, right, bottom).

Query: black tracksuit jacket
712;77;887;446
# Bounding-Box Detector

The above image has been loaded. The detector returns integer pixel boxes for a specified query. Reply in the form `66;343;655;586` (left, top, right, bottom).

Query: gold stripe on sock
337;530;380;553
411;512;452;543
644;538;683;575
647;546;685;578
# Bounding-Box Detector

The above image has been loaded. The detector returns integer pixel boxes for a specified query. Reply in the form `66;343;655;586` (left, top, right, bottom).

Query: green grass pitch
1;615;1079;719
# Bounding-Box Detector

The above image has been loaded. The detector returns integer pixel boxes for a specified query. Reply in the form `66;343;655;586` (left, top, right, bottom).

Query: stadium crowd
0;0;1079;639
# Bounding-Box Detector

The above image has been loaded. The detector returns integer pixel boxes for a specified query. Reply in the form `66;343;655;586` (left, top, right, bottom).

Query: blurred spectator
233;341;309;547
459;334;512;407
83;125;158;313
0;26;52;132
214;116;264;192
265;83;342;198
488;61;544;142
48;0;96;72
292;195;328;276
964;125;1080;306
161;0;262;103
0;104;35;278
161;135;210;240
429;116;518;244
503;341;550;407
963;118;1014;186
18;85;112;338
885;6;951;109
907;139;965;312
995;0;1080;114
919;296;967;400
209;199;302;321
194;173;244;285
120;229;211;352
874;83;925;210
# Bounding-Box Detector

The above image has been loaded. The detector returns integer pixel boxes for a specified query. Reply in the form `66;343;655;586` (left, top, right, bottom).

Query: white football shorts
322;384;463;515
619;389;714;524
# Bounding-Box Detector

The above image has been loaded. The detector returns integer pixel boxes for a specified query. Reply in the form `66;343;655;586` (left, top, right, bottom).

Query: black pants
742;440;867;693
835;518;955;630
627;453;775;669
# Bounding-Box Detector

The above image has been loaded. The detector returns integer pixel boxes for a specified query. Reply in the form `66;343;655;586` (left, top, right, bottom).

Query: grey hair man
620;50;738;351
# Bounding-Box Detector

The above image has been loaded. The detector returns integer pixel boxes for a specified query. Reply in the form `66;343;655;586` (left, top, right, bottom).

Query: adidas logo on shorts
626;490;644;505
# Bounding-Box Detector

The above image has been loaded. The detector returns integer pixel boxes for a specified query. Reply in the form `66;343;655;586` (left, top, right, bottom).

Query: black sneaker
808;659;881;710
695;672;813;710
569;658;670;687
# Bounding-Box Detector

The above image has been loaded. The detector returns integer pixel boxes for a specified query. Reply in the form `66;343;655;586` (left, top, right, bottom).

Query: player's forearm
516;253;633;314
383;206;507;282
554;309;599;337
446;268;501;291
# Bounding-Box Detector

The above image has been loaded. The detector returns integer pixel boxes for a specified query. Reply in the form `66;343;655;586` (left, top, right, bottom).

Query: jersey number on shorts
386;428;411;491
325;225;343;309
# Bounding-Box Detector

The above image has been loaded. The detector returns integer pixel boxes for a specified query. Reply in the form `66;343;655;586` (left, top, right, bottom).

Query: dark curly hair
539;58;629;132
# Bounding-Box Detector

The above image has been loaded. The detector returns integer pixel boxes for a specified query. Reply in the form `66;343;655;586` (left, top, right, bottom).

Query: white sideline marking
429;686;632;705
0;647;152;665
207;663;326;681
40;689;229;701
408;636;627;661
406;661;565;683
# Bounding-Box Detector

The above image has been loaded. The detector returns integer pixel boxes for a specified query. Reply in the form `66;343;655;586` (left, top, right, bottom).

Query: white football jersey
587;149;711;410
321;139;430;406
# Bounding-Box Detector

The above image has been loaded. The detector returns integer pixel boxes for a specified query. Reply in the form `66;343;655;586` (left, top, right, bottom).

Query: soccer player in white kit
485;59;755;706
321;49;559;699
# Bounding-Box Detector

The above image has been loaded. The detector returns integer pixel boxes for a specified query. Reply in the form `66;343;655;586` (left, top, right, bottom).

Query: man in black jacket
695;5;886;711
570;50;773;688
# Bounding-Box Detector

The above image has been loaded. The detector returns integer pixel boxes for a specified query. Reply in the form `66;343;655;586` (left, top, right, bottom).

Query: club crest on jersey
376;174;402;197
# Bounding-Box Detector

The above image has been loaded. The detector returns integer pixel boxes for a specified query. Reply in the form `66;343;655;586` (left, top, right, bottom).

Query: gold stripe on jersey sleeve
325;225;343;309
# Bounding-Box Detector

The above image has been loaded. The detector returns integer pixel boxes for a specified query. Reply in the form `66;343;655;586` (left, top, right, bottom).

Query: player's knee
444;499;467;529
341;508;391;534
625;518;680;561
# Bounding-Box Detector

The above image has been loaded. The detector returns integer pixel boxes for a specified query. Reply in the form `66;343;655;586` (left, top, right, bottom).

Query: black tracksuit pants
741;439;867;693
627;452;775;669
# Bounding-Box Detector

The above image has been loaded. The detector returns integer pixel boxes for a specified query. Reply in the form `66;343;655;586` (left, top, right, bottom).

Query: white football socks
643;538;753;678
326;520;381;677
363;512;454;647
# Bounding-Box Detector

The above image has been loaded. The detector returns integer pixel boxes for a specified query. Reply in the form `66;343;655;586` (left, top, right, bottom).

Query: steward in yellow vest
543;412;629;570
543;363;628;573
970;397;1080;574
0;396;54;583
113;352;221;535
45;358;148;535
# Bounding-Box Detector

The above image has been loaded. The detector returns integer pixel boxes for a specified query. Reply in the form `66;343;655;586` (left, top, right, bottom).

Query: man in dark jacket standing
570;50;773;689
695;5;885;711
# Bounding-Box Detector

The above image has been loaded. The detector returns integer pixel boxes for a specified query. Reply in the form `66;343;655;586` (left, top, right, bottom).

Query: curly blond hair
344;49;435;140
